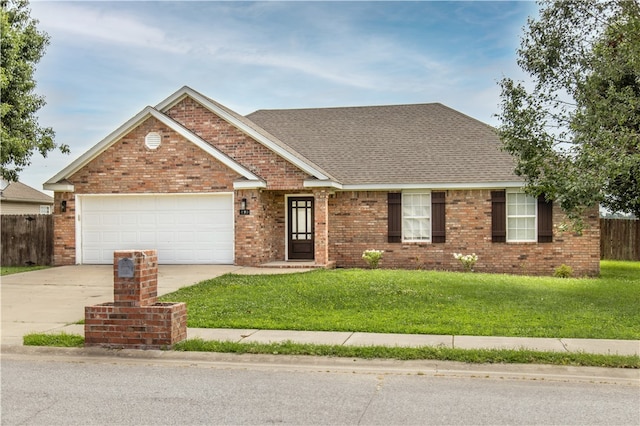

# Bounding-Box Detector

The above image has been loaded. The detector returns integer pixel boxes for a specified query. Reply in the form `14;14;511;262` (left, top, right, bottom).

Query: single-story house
44;86;600;275
1;180;54;215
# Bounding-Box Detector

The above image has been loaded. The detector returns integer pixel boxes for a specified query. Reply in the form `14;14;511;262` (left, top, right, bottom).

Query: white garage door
79;194;234;264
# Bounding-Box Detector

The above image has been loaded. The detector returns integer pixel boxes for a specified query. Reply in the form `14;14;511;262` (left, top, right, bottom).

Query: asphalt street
2;351;639;426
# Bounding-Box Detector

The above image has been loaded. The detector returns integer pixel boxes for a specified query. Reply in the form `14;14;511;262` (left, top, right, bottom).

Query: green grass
160;260;640;340
23;332;84;347
1;265;49;276
20;333;640;368
174;338;640;369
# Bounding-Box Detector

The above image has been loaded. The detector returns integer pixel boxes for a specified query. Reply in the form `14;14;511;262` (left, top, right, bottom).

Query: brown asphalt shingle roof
246;103;521;186
0;181;53;204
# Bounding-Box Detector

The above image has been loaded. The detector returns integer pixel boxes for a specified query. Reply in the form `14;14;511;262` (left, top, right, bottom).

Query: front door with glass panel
288;197;314;260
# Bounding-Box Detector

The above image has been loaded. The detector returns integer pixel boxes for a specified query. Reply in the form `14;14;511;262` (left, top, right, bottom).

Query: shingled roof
0;181;53;204
246;103;522;187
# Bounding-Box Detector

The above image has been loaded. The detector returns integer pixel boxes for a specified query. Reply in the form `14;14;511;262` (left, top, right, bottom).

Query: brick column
314;190;329;266
113;249;158;307
85;249;187;349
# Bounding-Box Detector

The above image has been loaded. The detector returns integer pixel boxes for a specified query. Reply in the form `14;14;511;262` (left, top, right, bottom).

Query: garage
78;194;234;264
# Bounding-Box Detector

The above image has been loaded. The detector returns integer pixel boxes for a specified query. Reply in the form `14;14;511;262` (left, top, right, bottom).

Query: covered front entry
287;196;314;260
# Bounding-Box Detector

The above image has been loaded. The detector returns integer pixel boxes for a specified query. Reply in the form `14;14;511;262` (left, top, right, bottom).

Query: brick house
44;86;599;275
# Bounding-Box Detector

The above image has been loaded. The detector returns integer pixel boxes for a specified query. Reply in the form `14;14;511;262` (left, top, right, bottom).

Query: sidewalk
41;324;640;356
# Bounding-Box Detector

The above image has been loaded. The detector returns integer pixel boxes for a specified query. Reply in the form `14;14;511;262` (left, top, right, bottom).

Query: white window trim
402;190;432;243
506;190;537;243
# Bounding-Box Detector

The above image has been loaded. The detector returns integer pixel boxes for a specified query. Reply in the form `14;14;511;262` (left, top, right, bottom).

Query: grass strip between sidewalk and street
23;332;84;348
22;333;640;369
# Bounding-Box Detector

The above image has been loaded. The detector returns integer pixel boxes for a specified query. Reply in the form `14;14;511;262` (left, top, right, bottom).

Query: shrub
554;264;574;278
362;249;384;269
453;253;478;272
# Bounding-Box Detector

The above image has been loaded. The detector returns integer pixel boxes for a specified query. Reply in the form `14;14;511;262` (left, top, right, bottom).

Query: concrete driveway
1;264;297;345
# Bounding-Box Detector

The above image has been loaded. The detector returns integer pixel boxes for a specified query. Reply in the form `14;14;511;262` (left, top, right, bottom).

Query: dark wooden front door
288;197;314;260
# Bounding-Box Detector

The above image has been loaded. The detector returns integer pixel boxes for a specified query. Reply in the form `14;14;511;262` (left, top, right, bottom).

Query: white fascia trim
303;179;343;189
338;182;526;191
233;180;267;189
157;86;330;181
43;183;75;192
43;105;263;189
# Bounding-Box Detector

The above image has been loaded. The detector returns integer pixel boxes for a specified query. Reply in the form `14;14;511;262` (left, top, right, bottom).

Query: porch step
259;261;334;269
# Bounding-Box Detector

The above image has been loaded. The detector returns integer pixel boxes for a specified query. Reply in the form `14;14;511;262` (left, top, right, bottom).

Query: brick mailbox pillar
84;250;187;349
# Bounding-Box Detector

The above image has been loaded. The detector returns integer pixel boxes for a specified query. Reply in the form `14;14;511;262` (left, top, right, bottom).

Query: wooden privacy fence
600;218;640;261
1;215;53;266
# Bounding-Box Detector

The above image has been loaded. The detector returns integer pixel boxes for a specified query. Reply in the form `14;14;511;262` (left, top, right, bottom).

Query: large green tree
497;0;640;222
1;0;68;182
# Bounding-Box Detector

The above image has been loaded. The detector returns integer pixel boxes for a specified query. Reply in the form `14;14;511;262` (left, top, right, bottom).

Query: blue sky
24;0;538;193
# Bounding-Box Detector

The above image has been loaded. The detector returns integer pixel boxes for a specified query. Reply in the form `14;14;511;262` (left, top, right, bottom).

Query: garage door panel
81;195;233;264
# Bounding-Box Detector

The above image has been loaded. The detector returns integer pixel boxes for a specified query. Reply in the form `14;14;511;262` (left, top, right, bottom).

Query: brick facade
328;190;600;276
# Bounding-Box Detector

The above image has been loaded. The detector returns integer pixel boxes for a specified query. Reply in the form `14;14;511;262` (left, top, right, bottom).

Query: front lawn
160;260;640;340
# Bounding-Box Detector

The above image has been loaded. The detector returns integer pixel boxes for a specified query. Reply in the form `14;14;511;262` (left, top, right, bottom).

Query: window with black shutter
537;195;553;243
387;193;401;243
491;190;506;242
432;191;446;243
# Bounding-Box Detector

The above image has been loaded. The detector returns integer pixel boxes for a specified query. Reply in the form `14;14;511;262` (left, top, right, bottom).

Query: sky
21;0;539;194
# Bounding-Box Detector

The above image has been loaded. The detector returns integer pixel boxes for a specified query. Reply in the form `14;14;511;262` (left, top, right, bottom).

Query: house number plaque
117;258;135;278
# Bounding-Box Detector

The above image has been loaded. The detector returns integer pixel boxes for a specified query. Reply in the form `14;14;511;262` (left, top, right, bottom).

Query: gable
156;86;334;183
44;105;265;191
163;97;312;189
67;116;242;194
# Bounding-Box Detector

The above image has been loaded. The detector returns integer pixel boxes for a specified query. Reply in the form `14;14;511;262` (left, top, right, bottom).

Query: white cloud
31;2;187;53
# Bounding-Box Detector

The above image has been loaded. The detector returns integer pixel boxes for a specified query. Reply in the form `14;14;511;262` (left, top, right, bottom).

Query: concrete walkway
2;265;639;356
1;264;309;346
49;324;640;357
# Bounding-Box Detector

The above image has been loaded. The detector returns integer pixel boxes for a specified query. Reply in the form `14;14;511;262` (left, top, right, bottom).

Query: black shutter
538;195;553;243
491;190;506;243
388;193;401;243
432;191;446;243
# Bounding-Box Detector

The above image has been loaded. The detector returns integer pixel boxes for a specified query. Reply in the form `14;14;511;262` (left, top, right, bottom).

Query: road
2;349;638;425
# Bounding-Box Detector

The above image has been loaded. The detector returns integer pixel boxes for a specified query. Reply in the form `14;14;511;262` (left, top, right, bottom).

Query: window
507;191;537;242
388;192;445;243
402;191;431;241
506;190;537;242
492;190;553;243
39;205;51;214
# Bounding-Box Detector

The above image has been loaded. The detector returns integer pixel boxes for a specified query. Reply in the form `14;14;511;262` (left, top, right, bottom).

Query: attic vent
145;132;161;150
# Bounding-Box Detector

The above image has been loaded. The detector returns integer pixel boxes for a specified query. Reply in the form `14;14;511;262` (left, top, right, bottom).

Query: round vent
145;132;161;150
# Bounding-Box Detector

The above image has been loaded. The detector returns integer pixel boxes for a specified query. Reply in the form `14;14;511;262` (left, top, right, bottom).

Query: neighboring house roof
0;181;53;204
246;103;522;188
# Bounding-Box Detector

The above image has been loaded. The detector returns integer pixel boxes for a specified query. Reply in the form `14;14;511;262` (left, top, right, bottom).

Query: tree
497;0;640;223
1;0;68;182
